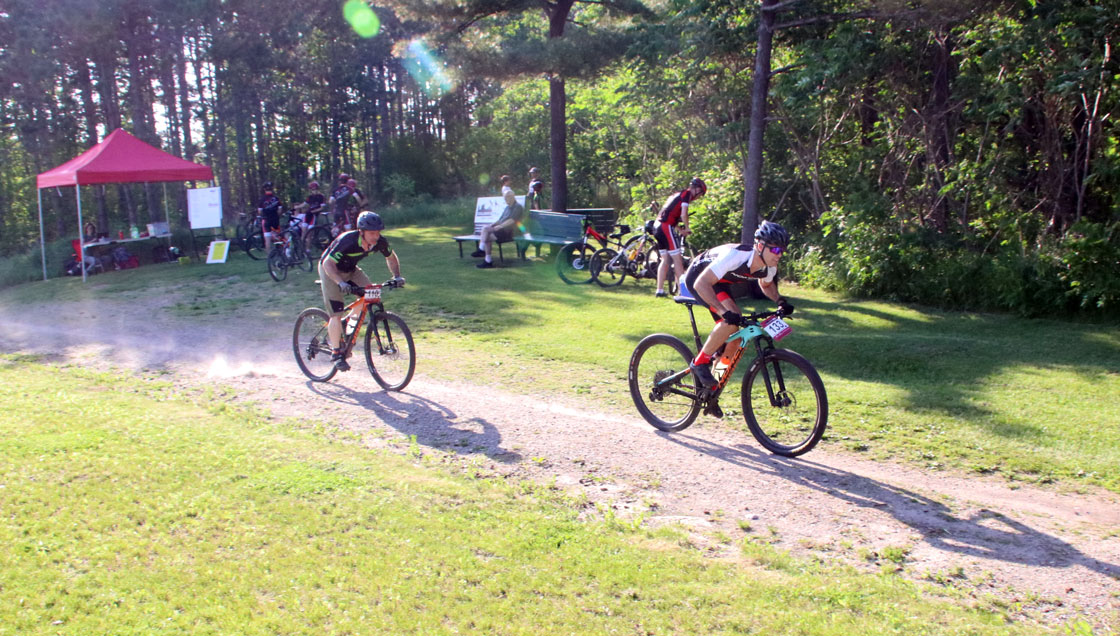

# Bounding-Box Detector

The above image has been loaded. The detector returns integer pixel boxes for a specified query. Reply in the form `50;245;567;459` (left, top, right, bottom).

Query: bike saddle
673;291;702;306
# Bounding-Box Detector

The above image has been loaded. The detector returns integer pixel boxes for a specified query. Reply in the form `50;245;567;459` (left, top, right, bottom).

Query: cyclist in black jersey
319;210;404;371
682;221;795;392
258;182;283;254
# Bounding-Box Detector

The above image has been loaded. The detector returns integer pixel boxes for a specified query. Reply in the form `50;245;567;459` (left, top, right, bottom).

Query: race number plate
364;286;382;301
761;315;792;341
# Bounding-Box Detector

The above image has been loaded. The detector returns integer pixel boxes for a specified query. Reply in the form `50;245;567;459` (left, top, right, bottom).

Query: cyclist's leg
654;223;675;293
697;281;741;359
320;262;346;350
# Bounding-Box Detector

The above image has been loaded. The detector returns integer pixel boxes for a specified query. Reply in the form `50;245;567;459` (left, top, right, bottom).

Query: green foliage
1059;221;1120;312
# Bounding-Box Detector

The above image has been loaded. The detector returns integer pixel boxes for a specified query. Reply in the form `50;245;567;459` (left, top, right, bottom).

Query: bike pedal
703;402;724;418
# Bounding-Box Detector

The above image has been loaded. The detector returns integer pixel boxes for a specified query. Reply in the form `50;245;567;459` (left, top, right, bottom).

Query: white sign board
474;195;526;224
187;186;223;229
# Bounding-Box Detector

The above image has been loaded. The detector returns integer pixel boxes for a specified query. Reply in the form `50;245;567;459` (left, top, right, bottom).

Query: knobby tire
293;307;338;382
628;334;701;432
364;310;416;391
741;348;828;457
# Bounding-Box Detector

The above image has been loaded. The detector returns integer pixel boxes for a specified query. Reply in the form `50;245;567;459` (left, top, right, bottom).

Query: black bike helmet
689;177;707;196
753;220;790;248
262;181;273;191
356;211;384;231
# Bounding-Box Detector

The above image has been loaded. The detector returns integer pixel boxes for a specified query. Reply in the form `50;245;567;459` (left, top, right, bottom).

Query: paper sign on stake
206;240;230;264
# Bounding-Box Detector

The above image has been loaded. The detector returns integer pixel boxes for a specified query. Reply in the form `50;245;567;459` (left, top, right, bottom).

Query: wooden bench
516;208;617;259
453;195;528;263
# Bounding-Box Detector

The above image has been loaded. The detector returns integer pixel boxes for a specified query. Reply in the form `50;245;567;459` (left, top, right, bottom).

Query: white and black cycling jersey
693;243;776;284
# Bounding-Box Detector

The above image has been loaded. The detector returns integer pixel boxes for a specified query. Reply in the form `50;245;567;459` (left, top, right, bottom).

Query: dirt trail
3;298;1118;629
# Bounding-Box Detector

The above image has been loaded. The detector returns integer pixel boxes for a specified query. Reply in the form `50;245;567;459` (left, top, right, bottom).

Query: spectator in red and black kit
653;177;706;298
330;174;355;232
300;180;326;243
346;178;367;218
258;181;283;253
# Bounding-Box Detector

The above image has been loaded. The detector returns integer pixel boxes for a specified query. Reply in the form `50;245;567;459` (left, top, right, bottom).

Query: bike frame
337;285;387;357
655;303;785;405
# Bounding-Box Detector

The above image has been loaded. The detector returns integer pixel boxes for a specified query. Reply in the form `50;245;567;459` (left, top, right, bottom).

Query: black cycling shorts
683;265;767;322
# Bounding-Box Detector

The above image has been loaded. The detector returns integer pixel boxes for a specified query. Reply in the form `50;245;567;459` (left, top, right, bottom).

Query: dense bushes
793;211;1119;317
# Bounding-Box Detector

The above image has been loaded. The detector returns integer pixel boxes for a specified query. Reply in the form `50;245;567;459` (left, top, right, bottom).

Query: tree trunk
741;0;778;243
547;0;575;212
75;59;110;232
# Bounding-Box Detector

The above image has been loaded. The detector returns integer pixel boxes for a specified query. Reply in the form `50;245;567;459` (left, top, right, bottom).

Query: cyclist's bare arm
322;258;347;287
385;252;401;279
693;269;741;315
759;278;780;303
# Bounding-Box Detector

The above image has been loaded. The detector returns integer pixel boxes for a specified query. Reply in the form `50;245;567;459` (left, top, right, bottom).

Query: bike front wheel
305;225;333;260
741;348;828;457
364;310;416;391
556;242;597;285
293;307;338;382
240;224;265;260
628;334;701;432
590;248;626;287
267;246;288;281
291;233;312;272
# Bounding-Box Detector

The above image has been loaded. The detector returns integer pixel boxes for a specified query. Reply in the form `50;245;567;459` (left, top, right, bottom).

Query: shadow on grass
610;294;1120;441
658;430;1120;577
304;379;523;465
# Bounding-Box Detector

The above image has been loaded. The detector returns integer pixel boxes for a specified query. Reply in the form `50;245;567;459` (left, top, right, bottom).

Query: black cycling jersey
320;229;392;273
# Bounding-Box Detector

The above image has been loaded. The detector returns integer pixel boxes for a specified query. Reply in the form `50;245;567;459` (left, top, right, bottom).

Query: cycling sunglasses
762;244;785;255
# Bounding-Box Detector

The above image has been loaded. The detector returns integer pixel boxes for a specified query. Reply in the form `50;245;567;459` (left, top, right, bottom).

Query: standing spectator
330;174;355;233
526;166;545;210
346;178;367;221
258;181;283;254
300;180;326;243
471;174;524;269
653;177;705;298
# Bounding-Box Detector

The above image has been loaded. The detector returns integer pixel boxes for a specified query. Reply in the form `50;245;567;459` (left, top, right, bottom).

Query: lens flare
401;39;455;97
343;0;380;38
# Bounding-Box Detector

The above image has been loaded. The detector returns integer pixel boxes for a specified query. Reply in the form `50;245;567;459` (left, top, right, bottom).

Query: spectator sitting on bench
472;174;524;269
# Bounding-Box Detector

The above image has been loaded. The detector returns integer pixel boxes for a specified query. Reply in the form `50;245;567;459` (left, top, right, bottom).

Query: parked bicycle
628;296;827;457
556;219;631;285
235;210;266;260
266;215;312;281
292;279;415;390
589;219;661;288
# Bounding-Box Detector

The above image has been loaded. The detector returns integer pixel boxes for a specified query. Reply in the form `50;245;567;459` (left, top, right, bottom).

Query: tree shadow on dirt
304;381;523;465
657;430;1120;578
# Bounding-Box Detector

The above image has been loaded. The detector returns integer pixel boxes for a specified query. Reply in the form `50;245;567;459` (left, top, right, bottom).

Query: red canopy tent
35;128;214;280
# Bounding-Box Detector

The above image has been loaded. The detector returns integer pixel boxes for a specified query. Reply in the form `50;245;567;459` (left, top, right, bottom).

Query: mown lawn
2;220;1118;494
0;358;1041;634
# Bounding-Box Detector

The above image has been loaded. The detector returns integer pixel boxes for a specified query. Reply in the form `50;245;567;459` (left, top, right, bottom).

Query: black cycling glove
777;298;795;317
339;281;362;296
721;311;744;327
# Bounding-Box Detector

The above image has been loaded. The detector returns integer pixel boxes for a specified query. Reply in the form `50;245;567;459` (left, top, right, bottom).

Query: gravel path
3;297;1118;629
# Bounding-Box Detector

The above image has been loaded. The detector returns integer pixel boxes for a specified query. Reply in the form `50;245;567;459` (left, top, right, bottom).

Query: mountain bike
235;211;266;260
628;296;827;457
556;219;631;285
266;217;312;281
292;279;415;390
589;219;658;288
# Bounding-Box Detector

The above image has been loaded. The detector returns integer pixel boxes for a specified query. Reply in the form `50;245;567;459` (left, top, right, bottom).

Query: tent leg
38;189;47;281
76;186;86;283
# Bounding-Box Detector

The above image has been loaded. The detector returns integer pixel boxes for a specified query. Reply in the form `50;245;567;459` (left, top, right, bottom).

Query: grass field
2;219;1118;494
0;359;1043;634
1;212;1117;632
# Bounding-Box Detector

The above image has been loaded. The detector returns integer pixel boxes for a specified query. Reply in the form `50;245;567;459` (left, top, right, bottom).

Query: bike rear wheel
628;334;701;432
364;310;416;391
305;225;332;260
293;307;338;382
741;348;828;457
267;246;288;281
556;242;597;285
238;223;265;260
590;248;626;287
